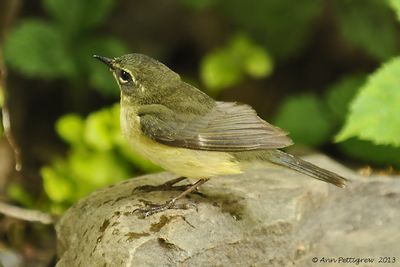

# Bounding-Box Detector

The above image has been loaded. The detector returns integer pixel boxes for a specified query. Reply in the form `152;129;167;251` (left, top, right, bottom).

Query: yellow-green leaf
336;57;400;146
41;163;74;203
389;0;400;21
56;114;84;145
200;34;273;92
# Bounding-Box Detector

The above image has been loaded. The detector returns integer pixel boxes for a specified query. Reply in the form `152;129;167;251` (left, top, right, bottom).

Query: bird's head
94;53;180;103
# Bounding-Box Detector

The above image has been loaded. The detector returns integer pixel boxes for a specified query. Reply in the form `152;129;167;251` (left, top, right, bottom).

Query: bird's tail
265;150;347;188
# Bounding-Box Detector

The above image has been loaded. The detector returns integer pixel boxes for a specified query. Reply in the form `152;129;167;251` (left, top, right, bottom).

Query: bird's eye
118;70;132;84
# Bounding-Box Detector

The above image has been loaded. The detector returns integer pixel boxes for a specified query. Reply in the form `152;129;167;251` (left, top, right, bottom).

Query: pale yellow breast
120;103;242;178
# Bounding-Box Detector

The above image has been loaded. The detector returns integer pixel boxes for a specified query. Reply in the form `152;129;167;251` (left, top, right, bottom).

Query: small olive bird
94;54;347;216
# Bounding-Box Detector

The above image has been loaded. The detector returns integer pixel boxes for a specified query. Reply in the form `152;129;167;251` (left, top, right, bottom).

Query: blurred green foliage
274;95;334;147
269;0;400;168
335;0;400;61
7;183;35;208
183;0;323;59
3;0;400;214
325;75;366;124
4;0;126;96
274;75;366;147
218;0;323;59
2;0;130;210
181;0;218;10
41;104;159;213
201;34;273;93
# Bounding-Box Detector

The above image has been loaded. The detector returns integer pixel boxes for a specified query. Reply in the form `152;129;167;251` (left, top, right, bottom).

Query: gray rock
0;249;23;267
55;155;400;267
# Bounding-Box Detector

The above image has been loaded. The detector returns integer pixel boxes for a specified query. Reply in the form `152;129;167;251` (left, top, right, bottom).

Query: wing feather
140;102;293;151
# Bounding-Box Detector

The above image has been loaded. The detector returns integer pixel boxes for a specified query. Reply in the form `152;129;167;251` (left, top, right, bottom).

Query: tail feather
267;150;347;188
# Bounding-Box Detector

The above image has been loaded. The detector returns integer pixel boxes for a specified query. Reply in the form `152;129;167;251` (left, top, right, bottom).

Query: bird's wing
139;101;293;152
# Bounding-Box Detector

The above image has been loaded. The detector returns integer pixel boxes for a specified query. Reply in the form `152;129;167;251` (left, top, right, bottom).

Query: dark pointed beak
93;55;115;68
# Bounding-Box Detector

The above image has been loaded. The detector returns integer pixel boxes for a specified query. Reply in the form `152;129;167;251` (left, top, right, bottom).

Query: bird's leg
134;178;210;217
134;177;191;192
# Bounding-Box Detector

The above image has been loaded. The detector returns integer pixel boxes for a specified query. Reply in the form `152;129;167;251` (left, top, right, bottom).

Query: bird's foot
133;178;209;217
134;198;196;217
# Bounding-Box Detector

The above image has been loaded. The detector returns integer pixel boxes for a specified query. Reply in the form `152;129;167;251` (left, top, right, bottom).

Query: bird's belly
128;135;242;178
121;109;242;178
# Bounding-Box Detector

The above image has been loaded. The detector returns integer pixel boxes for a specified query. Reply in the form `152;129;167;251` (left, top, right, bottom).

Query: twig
0;201;55;224
0;93;22;171
0;0;22;171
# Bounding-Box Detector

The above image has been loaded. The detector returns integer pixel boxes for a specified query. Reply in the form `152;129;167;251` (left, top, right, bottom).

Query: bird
94;53;347;216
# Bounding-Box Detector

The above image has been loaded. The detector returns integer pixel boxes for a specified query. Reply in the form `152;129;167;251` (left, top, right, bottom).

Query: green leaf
78;37;127;96
41;103;164;211
42;148;131;206
201;49;242;91
219;0;323;59
325;74;366;122
43;0;114;32
244;46;272;78
338;138;400;167
41;161;74;203
56;114;84;145
68;148;130;188
4;20;75;78
336;57;400;146
274;95;334;146
335;0;400;61
84;107;119;151
201;34;272;92
389;0;400;21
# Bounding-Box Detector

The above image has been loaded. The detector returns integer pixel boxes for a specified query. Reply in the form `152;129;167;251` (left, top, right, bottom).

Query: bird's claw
134;199;196;217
